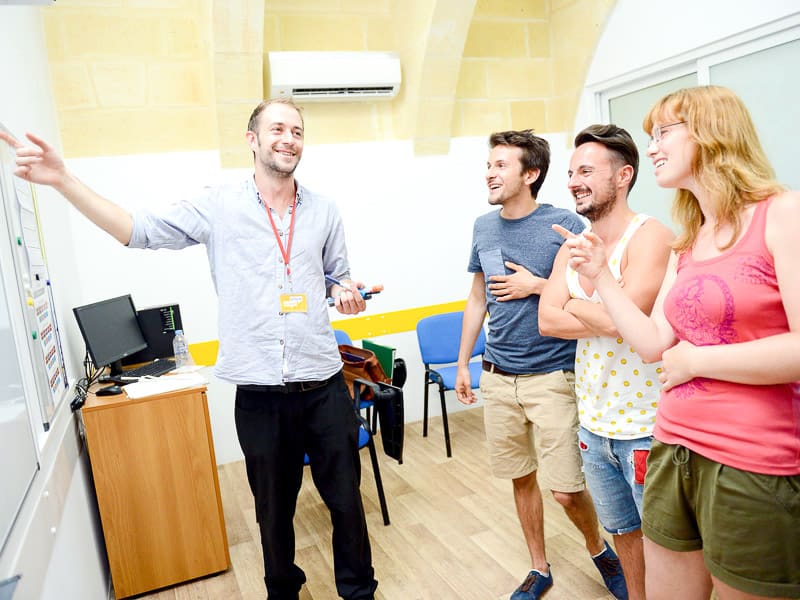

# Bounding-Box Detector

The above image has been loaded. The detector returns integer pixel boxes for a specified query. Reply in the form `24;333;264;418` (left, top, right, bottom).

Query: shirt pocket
479;248;506;280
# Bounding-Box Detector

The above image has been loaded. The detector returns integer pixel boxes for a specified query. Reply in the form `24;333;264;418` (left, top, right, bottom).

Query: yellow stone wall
42;0;615;160
43;0;216;158
454;0;614;138
262;0;398;154
550;0;616;133
213;0;265;168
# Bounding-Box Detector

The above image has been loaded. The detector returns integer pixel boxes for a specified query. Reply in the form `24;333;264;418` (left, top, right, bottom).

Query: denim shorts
577;426;651;534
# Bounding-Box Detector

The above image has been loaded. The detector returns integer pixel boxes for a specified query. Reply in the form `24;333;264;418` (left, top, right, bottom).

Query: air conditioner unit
268;51;401;102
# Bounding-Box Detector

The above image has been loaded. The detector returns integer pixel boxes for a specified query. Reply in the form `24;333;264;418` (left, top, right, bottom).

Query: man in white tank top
539;125;674;600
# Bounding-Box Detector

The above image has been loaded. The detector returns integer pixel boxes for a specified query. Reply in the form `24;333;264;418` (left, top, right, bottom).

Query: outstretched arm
0;131;133;244
455;273;487;405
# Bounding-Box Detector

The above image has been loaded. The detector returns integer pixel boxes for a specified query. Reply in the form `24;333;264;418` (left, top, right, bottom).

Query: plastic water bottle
172;329;192;369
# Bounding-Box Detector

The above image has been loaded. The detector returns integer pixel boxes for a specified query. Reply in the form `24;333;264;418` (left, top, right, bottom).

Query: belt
239;373;337;394
481;361;573;378
482;360;519;377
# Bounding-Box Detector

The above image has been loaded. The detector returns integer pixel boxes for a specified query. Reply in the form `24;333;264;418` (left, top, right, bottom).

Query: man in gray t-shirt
455;130;627;600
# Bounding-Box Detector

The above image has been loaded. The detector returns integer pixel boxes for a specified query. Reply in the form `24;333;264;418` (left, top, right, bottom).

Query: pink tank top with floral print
659;198;800;475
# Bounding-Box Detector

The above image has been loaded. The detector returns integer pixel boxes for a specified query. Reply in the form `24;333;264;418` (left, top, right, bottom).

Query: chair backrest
416;311;486;366
356;380;404;463
333;329;352;345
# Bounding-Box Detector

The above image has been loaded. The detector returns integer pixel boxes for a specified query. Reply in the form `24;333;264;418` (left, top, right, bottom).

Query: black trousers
234;371;377;600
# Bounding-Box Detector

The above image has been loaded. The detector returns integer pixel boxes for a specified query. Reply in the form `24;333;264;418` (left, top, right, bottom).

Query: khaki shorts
643;440;800;598
480;369;584;492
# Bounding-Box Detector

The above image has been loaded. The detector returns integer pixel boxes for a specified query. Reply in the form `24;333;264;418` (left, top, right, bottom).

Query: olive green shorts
642;439;800;598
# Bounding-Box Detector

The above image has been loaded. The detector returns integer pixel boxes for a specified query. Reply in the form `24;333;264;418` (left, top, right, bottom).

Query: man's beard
264;158;296;178
257;137;298;178
577;183;617;222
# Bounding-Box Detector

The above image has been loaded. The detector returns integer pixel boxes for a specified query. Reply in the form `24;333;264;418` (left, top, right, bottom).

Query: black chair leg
367;435;390;525
422;380;429;437
439;385;452;457
360;405;377;435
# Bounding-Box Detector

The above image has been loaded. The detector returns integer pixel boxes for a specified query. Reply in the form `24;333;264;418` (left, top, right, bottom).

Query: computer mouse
96;385;123;396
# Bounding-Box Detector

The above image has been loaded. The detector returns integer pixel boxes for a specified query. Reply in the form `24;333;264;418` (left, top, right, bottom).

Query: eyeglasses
648;121;686;146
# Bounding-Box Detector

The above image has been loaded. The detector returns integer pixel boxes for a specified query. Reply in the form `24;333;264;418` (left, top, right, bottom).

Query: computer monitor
72;294;148;376
121;303;182;367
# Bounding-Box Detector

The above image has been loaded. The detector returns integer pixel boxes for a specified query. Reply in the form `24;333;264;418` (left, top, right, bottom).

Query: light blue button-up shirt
128;177;349;385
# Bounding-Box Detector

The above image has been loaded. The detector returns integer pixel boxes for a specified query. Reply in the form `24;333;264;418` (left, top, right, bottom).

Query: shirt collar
251;177;304;207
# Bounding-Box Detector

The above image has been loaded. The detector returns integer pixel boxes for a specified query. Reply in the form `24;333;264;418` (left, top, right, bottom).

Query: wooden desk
82;384;230;599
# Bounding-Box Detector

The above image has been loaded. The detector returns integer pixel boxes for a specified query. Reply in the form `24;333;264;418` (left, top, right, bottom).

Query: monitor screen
72;295;147;376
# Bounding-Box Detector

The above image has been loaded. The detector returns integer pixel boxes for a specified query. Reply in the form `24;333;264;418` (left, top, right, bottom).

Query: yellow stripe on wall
186;300;466;365
188;339;220;367
330;300;466;340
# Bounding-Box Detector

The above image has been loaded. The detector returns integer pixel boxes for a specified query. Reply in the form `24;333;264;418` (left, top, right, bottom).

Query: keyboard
121;359;177;379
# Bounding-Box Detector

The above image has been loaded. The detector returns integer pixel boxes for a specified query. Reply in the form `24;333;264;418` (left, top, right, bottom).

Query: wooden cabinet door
83;387;229;598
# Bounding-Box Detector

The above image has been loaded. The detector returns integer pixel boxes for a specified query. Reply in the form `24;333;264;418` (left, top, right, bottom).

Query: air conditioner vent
269;52;401;102
292;86;397;97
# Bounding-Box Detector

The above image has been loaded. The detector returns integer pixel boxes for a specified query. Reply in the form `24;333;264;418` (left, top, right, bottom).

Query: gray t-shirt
468;203;585;374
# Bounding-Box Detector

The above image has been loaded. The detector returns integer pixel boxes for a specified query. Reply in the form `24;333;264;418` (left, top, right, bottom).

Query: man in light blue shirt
1;98;378;600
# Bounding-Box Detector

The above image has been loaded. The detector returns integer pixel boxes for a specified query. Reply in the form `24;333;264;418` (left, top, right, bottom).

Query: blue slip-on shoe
592;541;628;600
510;565;553;600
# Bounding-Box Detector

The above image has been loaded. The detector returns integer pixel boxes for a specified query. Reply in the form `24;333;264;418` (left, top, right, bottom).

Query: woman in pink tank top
558;86;800;600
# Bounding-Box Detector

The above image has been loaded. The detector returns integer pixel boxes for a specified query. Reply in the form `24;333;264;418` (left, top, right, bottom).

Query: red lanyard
264;195;297;277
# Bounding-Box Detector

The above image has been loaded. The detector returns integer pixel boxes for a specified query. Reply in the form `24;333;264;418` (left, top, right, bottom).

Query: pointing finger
0;130;22;149
25;132;54;153
552;224;576;240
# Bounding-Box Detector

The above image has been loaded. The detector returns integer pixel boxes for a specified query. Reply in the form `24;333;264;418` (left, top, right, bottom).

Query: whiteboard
0;123;69;430
0;311;37;554
0;170;38;555
0;120;70;553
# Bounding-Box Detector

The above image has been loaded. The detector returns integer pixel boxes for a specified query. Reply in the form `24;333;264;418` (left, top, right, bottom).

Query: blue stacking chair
416;311;486;457
303;379;390;525
333;329;352;345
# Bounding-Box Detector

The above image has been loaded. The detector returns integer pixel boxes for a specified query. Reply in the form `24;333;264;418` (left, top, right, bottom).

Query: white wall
63;134;575;465
53;1;800;467
574;0;800;128
3;2;796;597
0;7;108;600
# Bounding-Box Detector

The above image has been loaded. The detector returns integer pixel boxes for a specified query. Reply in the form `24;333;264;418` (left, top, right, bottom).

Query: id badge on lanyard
265;194;307;313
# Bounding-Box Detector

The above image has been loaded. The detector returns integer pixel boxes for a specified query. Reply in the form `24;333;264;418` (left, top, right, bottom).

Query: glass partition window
709;38;800;189
608;74;698;232
598;28;800;228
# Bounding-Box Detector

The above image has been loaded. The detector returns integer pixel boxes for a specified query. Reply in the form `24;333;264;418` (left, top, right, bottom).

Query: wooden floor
133;408;617;600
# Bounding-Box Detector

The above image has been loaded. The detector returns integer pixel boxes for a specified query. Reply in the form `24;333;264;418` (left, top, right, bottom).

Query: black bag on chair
353;379;404;464
375;384;404;464
391;357;407;389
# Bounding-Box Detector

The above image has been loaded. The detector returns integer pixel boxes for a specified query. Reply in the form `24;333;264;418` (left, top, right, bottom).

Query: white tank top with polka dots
566;213;660;439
